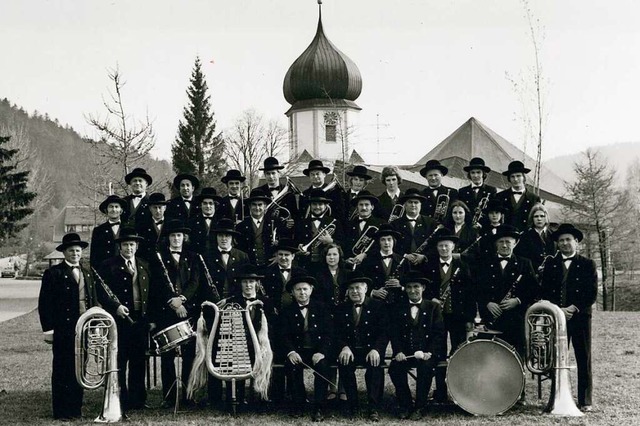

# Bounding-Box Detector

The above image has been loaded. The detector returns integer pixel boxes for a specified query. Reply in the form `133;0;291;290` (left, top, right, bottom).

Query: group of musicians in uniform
37;156;597;421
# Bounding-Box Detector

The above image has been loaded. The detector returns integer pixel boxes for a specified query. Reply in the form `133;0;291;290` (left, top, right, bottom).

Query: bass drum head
446;338;524;416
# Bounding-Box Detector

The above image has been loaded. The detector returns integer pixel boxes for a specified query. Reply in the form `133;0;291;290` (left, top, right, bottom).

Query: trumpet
471;195;489;228
75;307;122;422
388;204;404;223
299;219;337;252
433;190;450;223
349;225;379;270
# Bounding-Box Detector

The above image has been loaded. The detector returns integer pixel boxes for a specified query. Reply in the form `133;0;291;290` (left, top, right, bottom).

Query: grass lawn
0;309;638;425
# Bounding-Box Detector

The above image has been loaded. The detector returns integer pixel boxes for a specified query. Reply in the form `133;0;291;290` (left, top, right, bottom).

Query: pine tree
172;57;226;188
0;136;36;241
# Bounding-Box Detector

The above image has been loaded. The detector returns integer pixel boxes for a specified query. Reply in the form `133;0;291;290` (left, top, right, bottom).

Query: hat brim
235;273;265;280
344;277;373;287
398;193;427;204
350;195;379;206
551;228;584;243
303;167;331;176
114;235;145;243
211;228;241;237
402;277;431;287
502;167;531;176
197;195;222;203
162;227;191;236
125;171;153;185
221;176;247;183
492;231;521;241
273;245;299;253
375;230;402;240
173;174;201;189
433;235;460;244
99;198;128;214
285;276;317;292
307;196;332;204
56;241;89;252
259;165;284;171
247;195;272;204
419;165;448;177
346;172;372;180
463;165;491;173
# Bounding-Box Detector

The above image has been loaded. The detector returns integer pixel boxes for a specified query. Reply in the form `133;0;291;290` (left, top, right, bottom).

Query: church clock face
324;112;339;143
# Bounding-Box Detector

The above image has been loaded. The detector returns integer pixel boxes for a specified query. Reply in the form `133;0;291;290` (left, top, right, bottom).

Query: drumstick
299;360;338;388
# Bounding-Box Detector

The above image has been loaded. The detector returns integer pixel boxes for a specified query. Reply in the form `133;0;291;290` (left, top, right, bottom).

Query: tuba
525;300;584;417
75;306;122;423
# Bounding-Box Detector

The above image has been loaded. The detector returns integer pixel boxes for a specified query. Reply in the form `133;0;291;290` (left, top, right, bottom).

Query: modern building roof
412;117;567;196
283;3;362;111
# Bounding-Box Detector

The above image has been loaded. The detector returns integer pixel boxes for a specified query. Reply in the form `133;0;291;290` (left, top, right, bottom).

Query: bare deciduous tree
506;0;547;195
224;110;287;188
86;66;155;194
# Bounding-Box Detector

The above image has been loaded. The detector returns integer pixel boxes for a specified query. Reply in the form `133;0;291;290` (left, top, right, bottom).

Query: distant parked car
1;267;17;278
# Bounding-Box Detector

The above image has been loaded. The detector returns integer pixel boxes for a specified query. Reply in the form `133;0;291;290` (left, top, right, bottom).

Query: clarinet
155;252;178;296
439;266;461;303
391;224;444;276
91;266;134;324
500;274;523;303
197;254;221;302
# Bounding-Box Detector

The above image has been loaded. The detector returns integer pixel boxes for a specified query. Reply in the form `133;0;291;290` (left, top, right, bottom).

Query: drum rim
152;319;193;338
155;334;194;354
446;337;525;416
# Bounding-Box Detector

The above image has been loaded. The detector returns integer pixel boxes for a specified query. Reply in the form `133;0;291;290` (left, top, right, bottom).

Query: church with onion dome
283;1;363;164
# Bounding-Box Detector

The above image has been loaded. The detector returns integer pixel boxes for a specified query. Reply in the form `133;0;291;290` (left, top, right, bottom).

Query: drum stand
164;345;185;415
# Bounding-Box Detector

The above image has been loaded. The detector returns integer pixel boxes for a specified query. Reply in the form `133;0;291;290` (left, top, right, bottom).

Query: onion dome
283;4;362;106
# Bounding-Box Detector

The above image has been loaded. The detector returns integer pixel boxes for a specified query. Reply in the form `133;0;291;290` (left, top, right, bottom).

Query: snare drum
152;320;195;354
446;337;524;416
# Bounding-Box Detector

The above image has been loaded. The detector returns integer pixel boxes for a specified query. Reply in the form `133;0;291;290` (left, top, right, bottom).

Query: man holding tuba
38;233;98;420
540;224;597;412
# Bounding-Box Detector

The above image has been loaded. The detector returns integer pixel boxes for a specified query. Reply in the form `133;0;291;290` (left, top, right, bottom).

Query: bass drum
446;337;524;415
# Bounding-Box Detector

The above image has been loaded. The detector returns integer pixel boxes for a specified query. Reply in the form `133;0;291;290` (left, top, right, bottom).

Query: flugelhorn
349;225;379;270
75;307;122;423
433;189;450;223
299;219;337;252
525;301;584;416
388;204;404;223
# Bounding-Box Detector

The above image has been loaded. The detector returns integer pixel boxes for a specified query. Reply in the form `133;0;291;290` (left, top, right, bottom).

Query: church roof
283;4;362;107
413;117;566;196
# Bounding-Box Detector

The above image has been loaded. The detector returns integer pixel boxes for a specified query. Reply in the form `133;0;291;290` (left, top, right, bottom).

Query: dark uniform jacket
38;262;99;336
261;264;307;313
458;184;497;214
452;223;480;255
392;214;438;256
186;214;219;258
515;227;556;271
123;194;150;229
361;251;410;304
334;297;389;355
343;215;385;258
218;195;248;223
97;255;152;319
152;248;203;325
494;188;541;232
476;254;539;323
420;185;459;221
135;219;166;262
389;299;445;359
294;214;342;266
235;215;283;266
206;246;250;300
540;254;597;315
165;196;201;223
278;299;333;357
90;221;120;268
421;257;475;321
375;190;402;222
311;264;350;307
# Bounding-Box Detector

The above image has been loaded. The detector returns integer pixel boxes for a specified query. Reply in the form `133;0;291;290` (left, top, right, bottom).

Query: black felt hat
550;223;584;243
502;160;531;176
419;159;448;177
56;233;89;251
221;169;246;184
463;157;491;173
99;195;127;214
125;167;153;185
173;173;201;190
303;159;331;176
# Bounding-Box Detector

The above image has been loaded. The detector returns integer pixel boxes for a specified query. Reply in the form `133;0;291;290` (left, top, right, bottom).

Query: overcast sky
2;0;639;165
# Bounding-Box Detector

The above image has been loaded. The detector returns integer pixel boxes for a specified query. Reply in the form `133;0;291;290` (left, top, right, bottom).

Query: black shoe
159;400;173;409
345;406;359;419
410;409;423;421
369;410;380;422
312;408;324;422
398;409;411;420
290;408;304;418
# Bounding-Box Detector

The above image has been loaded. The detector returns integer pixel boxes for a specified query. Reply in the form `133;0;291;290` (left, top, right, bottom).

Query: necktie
71;265;80;283
280;268;290;273
132;194;143;198
353;304;362;325
229;196;239;200
513;191;523;195
441;262;450;268
244;297;257;302
155;220;164;225
220;250;231;255
171;251;182;255
109;221;120;226
126;260;135;275
381;254;393;260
